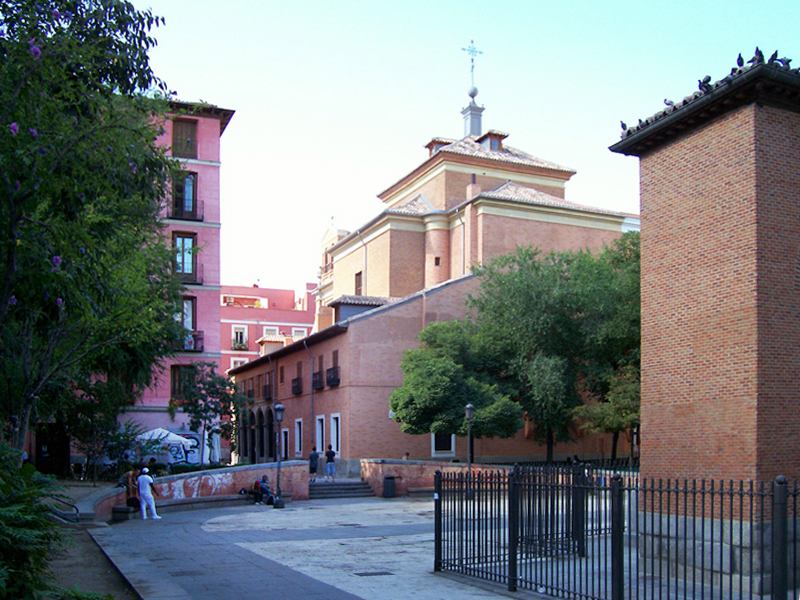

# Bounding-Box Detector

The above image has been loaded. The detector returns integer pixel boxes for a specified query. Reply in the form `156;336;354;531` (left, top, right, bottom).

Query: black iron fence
434;466;799;599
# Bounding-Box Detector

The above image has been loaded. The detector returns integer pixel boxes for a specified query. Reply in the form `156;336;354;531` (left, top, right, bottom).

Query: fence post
434;470;442;572
507;465;519;592
572;466;587;558
773;475;788;600
611;473;624;600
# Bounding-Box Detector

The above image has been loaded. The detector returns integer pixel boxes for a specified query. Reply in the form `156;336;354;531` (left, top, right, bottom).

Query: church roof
479;181;625;216
433;135;575;174
386;194;439;216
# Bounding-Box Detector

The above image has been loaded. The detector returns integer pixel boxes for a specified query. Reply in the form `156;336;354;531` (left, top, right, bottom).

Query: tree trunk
611;431;620;463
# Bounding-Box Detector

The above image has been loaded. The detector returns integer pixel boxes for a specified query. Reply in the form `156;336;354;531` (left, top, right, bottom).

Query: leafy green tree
169;362;246;465
0;0;184;454
469;248;586;461
572;364;640;462
391;232;641;463
390;320;523;439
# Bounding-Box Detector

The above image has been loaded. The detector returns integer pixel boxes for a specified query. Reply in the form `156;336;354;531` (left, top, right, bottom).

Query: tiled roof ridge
328;294;399;306
437;135;575;173
481;181;625;216
619;48;799;139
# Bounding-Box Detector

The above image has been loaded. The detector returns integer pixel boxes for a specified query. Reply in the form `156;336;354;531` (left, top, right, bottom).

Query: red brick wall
638;103;800;482
754;105;800;481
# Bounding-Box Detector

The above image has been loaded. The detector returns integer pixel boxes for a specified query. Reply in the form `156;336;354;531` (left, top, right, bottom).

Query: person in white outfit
137;467;161;520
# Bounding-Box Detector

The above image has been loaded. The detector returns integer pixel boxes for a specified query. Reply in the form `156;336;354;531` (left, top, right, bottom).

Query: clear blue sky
132;0;800;291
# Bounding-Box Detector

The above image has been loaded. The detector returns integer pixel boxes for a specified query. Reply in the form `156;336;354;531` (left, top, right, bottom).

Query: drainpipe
303;339;315;448
455;207;465;275
356;229;367;294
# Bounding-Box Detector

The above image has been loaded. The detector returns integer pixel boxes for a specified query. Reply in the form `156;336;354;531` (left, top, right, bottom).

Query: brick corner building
611;51;800;482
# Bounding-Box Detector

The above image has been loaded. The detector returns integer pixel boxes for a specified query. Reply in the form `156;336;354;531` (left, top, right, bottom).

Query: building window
491;138;499;150
173;233;197;281
232;325;247;350
177;297;197;351
231;358;247;370
281;429;289;461
279;366;284;384
295;420;303;456
330;414;340;454
354;271;362;296
173;120;197;159
431;433;455;457
316;415;325;451
434;256;441;266
264;326;279;336
172;172;199;220
292;327;307;337
170;365;194;399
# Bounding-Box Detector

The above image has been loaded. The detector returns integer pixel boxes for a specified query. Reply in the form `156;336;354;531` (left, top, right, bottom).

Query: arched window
257;410;265;459
248;411;256;464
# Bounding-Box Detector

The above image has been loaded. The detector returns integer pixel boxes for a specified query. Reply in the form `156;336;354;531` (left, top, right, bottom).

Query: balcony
167;200;204;222
312;371;324;390
231;340;248;351
291;377;303;395
263;384;272;401
326;366;340;387
179;262;204;286
178;330;204;352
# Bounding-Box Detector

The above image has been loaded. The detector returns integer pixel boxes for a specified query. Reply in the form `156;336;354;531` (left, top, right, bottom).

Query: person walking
137;467;161;520
308;446;319;483
324;444;336;483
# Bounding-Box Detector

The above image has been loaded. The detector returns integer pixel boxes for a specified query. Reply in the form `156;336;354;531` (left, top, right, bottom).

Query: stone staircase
309;479;374;500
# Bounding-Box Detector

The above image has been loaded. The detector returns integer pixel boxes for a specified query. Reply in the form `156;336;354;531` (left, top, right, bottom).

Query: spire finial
462;39;482;98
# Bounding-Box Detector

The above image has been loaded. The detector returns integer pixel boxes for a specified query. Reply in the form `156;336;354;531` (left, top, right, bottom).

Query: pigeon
698;75;712;93
737;53;744;68
664;99;675;107
620;121;627;131
768;50;779;65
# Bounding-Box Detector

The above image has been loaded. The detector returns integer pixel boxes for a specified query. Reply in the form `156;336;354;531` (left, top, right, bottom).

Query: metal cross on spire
462;39;482;88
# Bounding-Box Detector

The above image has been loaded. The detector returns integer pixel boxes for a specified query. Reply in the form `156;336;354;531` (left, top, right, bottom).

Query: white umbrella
136;427;194;448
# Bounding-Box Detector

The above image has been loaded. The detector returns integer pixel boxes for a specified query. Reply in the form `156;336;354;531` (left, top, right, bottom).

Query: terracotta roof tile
386;194;439;216
436;135;575;173
480;181;624;216
328;295;398;307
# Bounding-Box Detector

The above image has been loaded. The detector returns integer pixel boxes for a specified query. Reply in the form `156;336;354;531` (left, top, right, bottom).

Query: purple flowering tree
0;1;185;460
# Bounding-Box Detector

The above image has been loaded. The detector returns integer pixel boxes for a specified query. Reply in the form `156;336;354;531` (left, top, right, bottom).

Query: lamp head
274;403;285;423
465;403;475;421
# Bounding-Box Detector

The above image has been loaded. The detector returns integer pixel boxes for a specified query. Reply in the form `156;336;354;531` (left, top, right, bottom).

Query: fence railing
434;465;799;600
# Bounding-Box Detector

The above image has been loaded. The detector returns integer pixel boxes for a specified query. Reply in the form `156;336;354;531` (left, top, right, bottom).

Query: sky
132;0;800;292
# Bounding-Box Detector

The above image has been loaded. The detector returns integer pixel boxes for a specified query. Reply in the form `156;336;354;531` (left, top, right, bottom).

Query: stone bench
113;493;293;520
407;487;435;498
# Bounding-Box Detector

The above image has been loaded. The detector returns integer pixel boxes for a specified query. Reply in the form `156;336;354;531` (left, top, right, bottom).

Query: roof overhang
169;100;235;135
610;63;800;157
228;324;348;376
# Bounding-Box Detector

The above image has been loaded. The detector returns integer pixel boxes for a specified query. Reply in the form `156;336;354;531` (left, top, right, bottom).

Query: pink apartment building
123;102;234;435
220;284;316;374
230;94;640;468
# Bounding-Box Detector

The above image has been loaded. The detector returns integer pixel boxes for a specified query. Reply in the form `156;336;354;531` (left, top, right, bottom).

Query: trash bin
383;475;395;498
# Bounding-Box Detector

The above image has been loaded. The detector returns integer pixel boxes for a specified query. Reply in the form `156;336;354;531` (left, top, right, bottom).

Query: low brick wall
360;459;510;497
90;462;308;521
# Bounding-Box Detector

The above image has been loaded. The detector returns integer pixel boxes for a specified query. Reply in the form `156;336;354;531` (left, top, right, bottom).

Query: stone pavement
90;492;537;600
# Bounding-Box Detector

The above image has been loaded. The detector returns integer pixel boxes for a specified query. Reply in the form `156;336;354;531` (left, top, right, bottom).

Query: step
309;481;374;500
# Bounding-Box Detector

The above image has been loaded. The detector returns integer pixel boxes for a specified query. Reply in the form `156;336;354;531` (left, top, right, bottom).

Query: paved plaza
90;495;535;600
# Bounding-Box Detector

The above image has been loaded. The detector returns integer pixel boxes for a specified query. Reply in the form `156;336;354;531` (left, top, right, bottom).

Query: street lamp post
273;403;285;509
465;403;475;499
